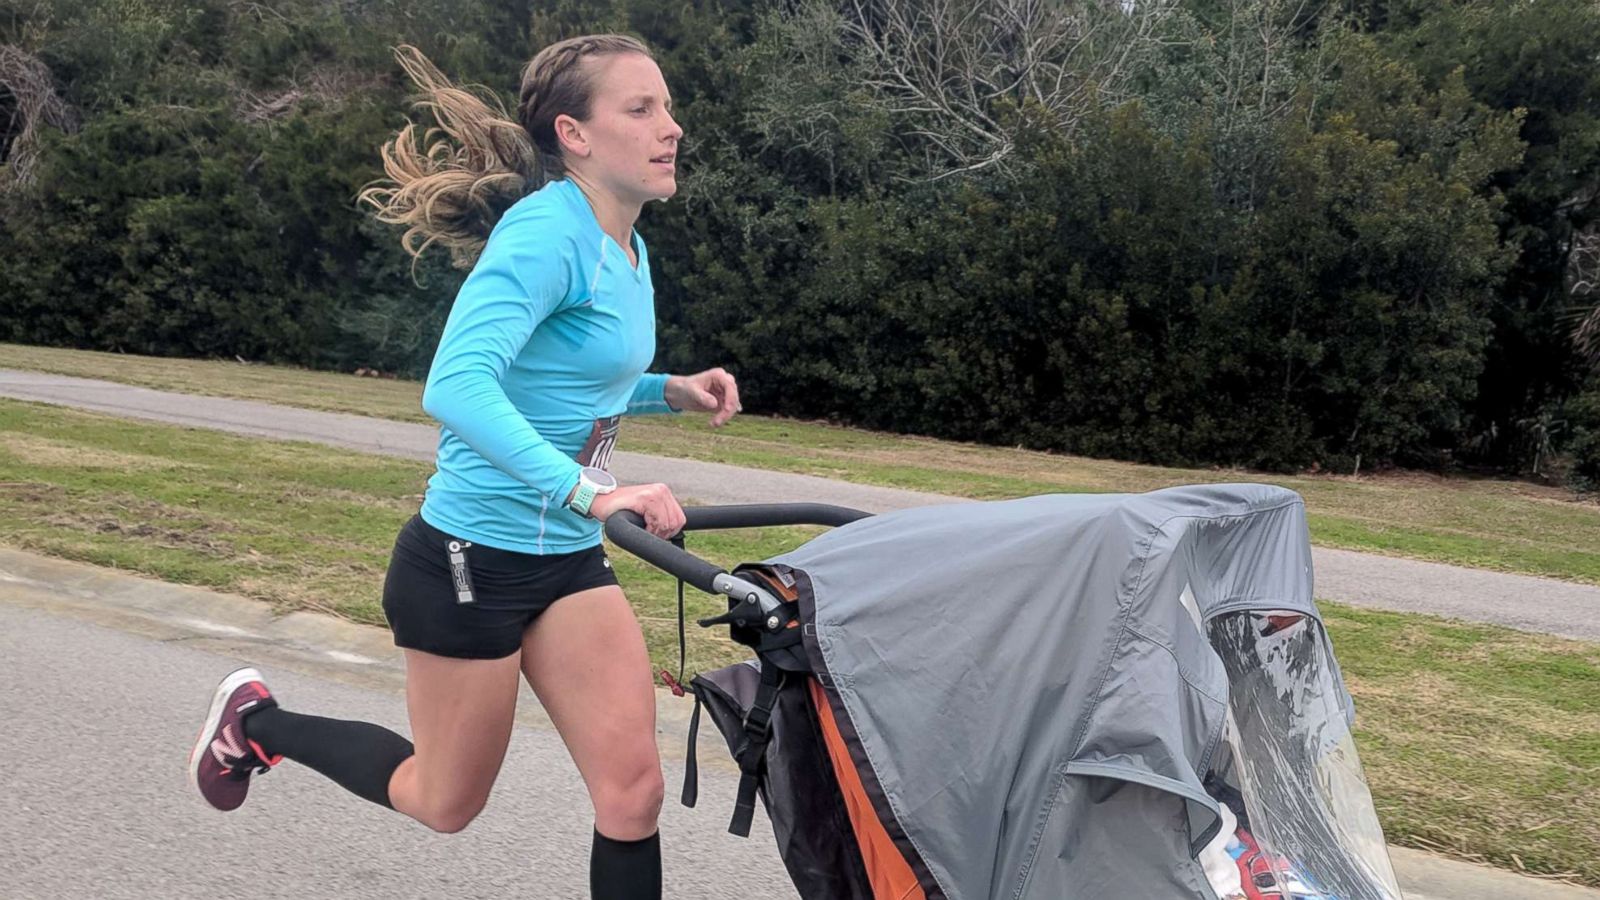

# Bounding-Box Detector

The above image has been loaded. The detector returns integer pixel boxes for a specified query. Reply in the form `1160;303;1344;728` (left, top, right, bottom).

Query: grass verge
3;342;1597;584
0;398;773;677
1;397;1596;885
1329;603;1600;886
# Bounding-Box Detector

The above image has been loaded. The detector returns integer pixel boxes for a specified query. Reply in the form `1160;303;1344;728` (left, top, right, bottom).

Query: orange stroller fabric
808;678;926;900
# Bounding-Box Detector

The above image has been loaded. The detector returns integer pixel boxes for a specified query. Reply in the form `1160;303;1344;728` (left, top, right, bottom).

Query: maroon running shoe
187;667;283;811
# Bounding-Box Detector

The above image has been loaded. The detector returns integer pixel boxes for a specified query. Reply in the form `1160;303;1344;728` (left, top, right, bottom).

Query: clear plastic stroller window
1202;610;1401;900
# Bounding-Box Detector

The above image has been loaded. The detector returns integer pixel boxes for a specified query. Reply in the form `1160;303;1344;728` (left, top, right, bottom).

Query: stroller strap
730;662;786;837
681;689;702;809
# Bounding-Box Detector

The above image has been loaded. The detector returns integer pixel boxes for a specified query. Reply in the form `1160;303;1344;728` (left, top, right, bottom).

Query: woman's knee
591;762;665;829
389;756;494;834
409;788;491;834
417;798;487;834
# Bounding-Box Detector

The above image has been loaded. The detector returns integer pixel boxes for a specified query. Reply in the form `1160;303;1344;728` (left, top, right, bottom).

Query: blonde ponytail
359;35;652;270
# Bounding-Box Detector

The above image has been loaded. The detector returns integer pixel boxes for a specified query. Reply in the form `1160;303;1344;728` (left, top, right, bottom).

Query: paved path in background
5;549;1599;900
4;369;1600;642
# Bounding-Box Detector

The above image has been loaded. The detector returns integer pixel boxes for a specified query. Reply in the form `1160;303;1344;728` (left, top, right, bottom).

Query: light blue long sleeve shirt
419;178;675;554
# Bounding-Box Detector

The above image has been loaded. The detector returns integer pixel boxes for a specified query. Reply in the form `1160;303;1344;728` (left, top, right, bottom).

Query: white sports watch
567;466;618;518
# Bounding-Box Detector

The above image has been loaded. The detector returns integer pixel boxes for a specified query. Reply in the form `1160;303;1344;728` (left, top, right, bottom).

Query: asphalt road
0;600;799;900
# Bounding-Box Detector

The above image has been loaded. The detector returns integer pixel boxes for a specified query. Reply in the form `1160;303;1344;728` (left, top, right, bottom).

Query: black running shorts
381;514;619;659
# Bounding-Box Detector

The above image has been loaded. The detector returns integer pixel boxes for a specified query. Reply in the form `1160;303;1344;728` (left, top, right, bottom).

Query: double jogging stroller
606;484;1403;900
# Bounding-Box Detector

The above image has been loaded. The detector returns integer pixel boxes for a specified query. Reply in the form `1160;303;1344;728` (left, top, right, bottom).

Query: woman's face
565;53;682;207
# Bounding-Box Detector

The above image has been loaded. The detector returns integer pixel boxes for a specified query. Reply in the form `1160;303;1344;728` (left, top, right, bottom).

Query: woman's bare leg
519;585;663;839
386;649;524;833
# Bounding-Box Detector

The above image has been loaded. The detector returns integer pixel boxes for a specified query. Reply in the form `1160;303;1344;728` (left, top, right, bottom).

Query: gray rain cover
763;484;1398;900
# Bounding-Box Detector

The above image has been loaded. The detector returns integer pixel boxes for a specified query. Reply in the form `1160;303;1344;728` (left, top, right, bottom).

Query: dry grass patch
1;431;196;471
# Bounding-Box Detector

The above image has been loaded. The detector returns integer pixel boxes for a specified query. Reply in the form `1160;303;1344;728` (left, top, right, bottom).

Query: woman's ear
554;113;590;158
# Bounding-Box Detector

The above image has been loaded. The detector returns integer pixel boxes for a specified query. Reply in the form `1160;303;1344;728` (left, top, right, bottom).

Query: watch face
582;466;618;490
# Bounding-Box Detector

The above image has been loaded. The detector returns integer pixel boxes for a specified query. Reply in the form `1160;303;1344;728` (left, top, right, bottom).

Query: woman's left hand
666;368;742;427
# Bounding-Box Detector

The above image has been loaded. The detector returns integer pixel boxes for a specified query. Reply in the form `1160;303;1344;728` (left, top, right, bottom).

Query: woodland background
2;0;1598;484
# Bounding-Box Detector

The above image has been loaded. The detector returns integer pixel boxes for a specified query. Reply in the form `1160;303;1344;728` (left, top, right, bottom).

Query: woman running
186;34;740;900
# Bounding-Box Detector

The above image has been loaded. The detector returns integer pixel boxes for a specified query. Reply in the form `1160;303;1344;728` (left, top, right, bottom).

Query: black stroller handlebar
604;503;871;630
678;502;873;531
604;511;723;593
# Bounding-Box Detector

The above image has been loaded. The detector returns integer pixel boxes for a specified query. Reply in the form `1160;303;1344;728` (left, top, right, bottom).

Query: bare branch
1570;224;1600;368
0;43;78;192
233;66;384;124
817;0;1179;180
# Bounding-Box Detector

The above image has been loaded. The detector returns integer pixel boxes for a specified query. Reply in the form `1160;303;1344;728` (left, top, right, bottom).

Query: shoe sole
187;666;264;804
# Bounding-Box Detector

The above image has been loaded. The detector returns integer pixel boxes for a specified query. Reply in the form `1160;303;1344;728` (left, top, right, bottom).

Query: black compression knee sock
242;707;415;809
591;829;662;900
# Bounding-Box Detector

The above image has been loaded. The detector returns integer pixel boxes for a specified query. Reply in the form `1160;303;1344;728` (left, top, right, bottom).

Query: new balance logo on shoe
210;723;245;768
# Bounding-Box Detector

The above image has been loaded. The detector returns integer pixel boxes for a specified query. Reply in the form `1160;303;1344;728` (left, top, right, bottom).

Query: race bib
577;415;620;471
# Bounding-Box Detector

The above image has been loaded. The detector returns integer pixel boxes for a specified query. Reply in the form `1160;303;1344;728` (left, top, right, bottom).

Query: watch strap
569;479;599;518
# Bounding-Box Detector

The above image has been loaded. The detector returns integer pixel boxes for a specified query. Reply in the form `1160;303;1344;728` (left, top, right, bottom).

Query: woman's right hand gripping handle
588;483;686;539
